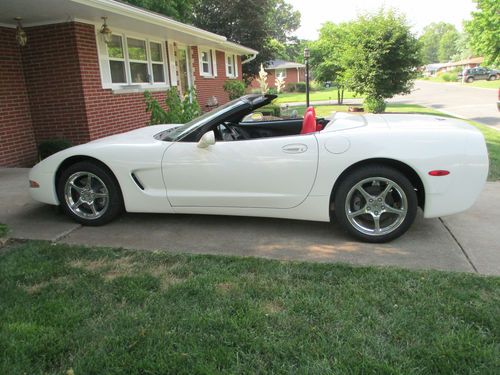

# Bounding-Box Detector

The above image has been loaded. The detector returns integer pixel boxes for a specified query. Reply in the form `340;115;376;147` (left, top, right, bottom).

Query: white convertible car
29;94;489;242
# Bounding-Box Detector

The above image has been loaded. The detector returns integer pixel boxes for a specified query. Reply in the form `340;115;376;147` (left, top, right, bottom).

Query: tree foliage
465;0;500;66
123;0;301;81
418;22;460;63
122;0;196;23
343;10;420;104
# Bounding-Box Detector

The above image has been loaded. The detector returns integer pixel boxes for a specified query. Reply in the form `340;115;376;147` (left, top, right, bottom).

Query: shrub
295;82;307;92
363;96;386;113
223;80;245;100
260;104;281;117
38;139;71;160
441;72;456;82
285;83;297;92
267;87;278;95
144;88;201;125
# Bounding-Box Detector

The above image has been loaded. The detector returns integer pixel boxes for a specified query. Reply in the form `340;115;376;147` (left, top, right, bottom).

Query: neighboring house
250;59;305;89
0;0;257;167
423;57;484;77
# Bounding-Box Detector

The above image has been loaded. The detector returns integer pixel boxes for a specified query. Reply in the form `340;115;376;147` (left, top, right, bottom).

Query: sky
286;0;477;40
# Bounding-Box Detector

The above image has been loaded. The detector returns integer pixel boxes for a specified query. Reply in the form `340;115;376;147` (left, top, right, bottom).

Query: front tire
333;166;418;243
57;161;123;226
466;77;474;83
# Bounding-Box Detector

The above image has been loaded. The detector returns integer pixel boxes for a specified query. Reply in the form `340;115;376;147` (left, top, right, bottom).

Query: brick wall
21;23;91;146
73;23;166;140
250;67;305;89
0;27;37;167
192;47;231;110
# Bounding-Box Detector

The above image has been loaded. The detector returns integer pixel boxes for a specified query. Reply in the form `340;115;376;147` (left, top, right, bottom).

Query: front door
162;135;319;209
176;46;192;97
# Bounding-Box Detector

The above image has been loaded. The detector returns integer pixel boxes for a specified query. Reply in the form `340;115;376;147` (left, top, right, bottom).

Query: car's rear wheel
57;161;123;226
466;77;474;83
333;166;418;243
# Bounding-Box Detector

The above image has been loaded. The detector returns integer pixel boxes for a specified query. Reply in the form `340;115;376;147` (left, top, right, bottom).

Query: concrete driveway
391;80;500;128
1;168;499;275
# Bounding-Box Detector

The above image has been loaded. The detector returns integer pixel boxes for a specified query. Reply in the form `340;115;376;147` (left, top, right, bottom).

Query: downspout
241;53;257;64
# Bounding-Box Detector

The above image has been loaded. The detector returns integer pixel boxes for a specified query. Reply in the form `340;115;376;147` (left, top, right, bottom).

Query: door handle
282;144;308;154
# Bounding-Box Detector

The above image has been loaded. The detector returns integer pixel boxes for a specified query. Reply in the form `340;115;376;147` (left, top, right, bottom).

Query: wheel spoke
69;181;85;193
373;215;381;233
348;208;366;218
357;186;374;201
85;174;92;189
94;192;107;198
378;182;393;201
90;202;98;215
384;205;405;216
71;198;83;210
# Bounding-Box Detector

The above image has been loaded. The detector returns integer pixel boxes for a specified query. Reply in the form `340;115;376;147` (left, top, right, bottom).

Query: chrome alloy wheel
345;177;408;236
64;172;109;220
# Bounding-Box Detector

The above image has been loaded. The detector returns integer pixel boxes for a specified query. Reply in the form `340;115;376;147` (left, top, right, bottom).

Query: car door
162;134;319;209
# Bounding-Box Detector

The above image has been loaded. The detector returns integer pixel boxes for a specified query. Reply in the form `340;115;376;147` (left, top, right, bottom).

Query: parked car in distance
457;67;499;82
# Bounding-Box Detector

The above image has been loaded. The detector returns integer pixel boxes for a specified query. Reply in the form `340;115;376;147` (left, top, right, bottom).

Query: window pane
130;62;148;83
110;60;126;83
127;38;147;60
202;62;210;74
201;51;209;63
150;42;163;62
152;64;165;82
108;35;123;58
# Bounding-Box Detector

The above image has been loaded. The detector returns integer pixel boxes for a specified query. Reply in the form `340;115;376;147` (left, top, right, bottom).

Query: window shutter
211;49;218;77
167;41;177;86
234;55;239;78
96;32;112;88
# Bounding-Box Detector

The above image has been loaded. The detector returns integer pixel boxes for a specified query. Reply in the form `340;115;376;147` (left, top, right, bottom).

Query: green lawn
275;87;361;103
0;224;8;238
419;78;500;89
283;103;499;181
1;241;499;374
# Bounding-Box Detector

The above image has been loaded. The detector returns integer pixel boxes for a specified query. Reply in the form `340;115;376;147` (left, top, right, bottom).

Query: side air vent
131;172;144;190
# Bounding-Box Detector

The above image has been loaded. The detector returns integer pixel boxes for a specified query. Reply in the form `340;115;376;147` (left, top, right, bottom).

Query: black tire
57;161;123;226
333;165;418;243
488;75;496;81
466;76;474;83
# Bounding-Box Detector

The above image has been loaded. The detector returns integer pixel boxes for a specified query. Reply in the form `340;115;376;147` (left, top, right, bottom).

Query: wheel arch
330;158;425;211
55;155;124;203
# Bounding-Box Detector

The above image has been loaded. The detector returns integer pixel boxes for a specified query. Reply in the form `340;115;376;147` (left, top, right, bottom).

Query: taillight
428;170;450;176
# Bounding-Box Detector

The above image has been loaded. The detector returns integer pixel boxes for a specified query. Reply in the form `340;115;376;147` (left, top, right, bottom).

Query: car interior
212;106;328;142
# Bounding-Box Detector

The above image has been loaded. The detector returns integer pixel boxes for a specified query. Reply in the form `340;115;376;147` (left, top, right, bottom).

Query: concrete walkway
1;168;499;275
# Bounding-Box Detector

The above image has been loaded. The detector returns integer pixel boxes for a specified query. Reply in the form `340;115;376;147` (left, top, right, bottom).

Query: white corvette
29;94;488;242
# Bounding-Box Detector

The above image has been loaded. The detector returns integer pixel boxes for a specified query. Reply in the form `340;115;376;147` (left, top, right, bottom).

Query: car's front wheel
466;76;474;83
333;166;418;243
57;161;123;226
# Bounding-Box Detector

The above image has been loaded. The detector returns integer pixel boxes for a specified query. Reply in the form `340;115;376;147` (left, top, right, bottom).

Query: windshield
162;98;246;141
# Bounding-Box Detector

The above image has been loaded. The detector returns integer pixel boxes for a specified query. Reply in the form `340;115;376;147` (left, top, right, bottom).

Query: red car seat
300;107;317;134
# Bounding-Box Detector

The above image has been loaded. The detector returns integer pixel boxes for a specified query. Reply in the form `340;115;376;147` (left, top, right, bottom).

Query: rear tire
57;161;123;226
333;166;418;243
466;77;474;83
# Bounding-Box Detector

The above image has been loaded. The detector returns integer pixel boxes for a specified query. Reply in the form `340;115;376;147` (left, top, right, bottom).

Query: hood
89;124;181;145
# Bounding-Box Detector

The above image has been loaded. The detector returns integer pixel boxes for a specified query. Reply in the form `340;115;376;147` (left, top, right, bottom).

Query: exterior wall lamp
14;17;27;47
100;17;113;44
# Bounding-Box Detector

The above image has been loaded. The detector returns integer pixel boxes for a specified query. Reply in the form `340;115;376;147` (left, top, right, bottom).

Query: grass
419;77;500;89
0;224;8;238
0;241;499;374
282;103;500;181
275;87;361;103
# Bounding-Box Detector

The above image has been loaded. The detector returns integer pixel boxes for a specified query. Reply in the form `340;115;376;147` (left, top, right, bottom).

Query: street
391;80;500;128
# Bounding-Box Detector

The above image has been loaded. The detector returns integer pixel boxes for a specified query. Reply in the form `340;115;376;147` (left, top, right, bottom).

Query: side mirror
197;130;216;148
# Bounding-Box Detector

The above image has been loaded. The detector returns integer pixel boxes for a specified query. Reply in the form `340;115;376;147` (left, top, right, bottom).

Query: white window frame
97;27;170;90
199;47;214;77
225;53;236;78
275;68;287;78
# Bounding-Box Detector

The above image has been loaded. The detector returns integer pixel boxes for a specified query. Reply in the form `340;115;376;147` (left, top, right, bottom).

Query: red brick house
250;59;305;89
0;0;257;167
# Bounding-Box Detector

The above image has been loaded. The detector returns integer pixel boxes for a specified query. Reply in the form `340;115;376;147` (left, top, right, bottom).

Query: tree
122;0;196;23
419;22;459;63
309;22;351;103
438;29;460;62
465;0;500;66
343;10;421;112
451;32;473;61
